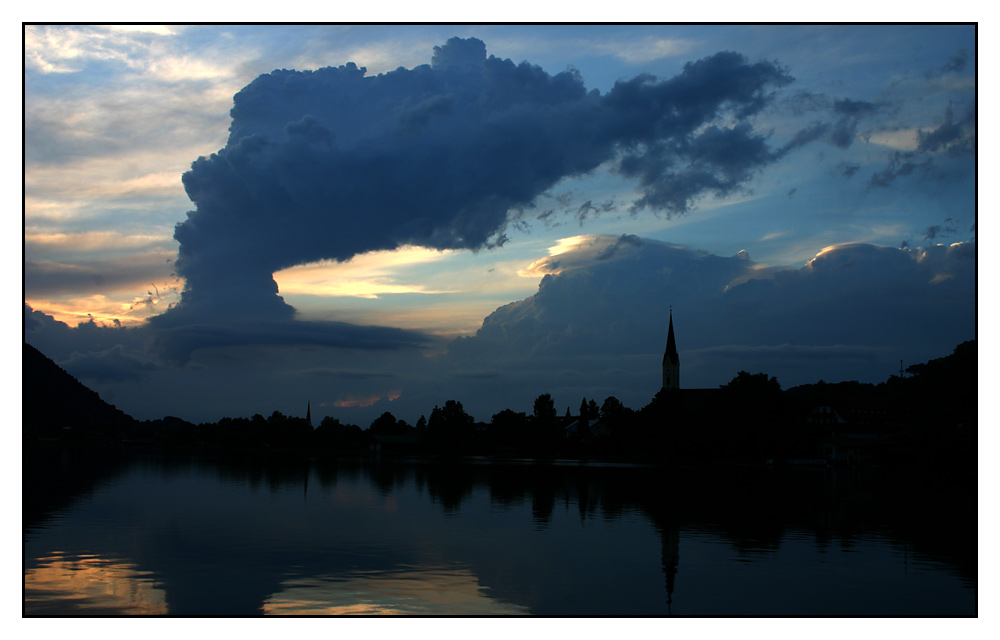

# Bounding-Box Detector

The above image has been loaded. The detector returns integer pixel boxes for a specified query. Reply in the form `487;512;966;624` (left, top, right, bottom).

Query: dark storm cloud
447;370;504;380
868;151;933;189
942;49;970;74
693;343;887;362
778;93;889;152
916;102;976;156
829;98;881;148
449;235;975;398
166;39;795;322
289;368;396;380
59;345;159;382
24;303;166;384
925;48;969;79
574;200;617;224
623;123;778;212
837;162;861;178
780;122;830;152
867;83;974;189
150;319;431;365
924;218;958;241
25;301;431;381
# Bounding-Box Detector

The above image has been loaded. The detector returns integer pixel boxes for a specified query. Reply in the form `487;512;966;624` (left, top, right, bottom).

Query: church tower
661;310;679;390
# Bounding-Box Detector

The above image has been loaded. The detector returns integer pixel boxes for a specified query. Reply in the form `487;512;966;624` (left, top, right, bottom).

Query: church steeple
306;400;312;428
662;310;679;389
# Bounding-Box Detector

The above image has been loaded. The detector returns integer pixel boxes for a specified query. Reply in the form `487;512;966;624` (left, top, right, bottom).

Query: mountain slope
23;342;137;437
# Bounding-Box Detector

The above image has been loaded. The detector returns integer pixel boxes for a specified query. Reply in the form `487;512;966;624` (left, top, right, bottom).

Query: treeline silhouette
24;341;975;469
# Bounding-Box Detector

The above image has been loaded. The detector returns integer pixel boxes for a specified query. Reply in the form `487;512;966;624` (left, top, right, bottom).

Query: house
806;398;903;465
563;418;610;438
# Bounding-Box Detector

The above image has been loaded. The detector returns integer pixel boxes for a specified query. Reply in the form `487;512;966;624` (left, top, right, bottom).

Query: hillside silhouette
23;342;137;440
23;343;137;532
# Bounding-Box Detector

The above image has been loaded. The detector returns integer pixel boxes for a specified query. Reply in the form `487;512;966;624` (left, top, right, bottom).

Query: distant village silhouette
22;317;979;615
23;312;976;470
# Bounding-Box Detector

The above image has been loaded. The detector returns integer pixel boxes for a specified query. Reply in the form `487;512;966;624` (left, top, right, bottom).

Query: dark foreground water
23;447;976;616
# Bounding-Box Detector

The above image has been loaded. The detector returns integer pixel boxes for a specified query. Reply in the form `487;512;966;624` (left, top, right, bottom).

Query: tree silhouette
533;394;556;421
488;409;529;451
25;337;975;468
717;371;784;460
532;393;561;455
369;411;412;436
427;400;476;452
598;396;636;454
314;416;365;454
721;370;782;395
264;411;312;449
587;399;600;421
600;396;629;427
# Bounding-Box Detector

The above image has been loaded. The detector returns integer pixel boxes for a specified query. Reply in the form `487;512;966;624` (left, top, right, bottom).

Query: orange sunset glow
24;553;168;615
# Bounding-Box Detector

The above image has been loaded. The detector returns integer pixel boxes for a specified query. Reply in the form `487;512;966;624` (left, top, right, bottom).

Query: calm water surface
23;448;976;616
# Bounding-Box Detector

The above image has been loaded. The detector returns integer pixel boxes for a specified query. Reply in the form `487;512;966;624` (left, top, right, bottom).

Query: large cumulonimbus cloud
164;37;794;323
446;235;975;411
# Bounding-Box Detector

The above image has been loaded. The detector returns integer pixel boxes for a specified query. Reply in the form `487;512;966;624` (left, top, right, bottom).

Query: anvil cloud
22;25;976;426
166;38;795;324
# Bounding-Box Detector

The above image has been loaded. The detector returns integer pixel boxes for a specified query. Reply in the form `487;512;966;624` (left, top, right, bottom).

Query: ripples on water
24;552;168;615
23;451;976;616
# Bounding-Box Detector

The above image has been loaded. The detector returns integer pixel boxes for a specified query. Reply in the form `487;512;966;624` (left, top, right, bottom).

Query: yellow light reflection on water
24;552;168;615
263;566;529;615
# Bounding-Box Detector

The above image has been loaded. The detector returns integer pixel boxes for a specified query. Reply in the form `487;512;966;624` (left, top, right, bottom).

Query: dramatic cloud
59;345;160;383
24;232;976;425
916;102;976;156
866;57;975;189
924;218;958;242
448;235;975;411
778;91;891;153
165;38;796;324
149;318;431;366
24;254;176;299
22;29;975;427
925;48;969;78
23;301;438;421
25;295;434;382
24;304;156;372
829;98;882;148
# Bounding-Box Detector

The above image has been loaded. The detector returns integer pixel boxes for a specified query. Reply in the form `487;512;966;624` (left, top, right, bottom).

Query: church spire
306;400;312;428
662;309;680;389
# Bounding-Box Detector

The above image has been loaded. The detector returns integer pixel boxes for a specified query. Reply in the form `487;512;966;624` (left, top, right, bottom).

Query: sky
22;23;978;427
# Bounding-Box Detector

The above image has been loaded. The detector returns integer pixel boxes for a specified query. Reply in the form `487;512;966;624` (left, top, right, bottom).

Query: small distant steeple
306;400;312;428
662;309;680;390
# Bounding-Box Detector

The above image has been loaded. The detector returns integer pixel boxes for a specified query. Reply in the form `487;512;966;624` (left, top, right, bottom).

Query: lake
23;446;976;616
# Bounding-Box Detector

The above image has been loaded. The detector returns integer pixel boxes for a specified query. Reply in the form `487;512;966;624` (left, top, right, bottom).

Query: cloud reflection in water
264;565;528;615
24;552;168;615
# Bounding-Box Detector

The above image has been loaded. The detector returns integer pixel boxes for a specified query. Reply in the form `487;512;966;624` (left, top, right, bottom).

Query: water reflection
23;449;976;616
24;552;167;615
264;565;529;615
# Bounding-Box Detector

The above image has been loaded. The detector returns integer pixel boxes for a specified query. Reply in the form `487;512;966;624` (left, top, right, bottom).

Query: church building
657;311;719;415
662;310;680;390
